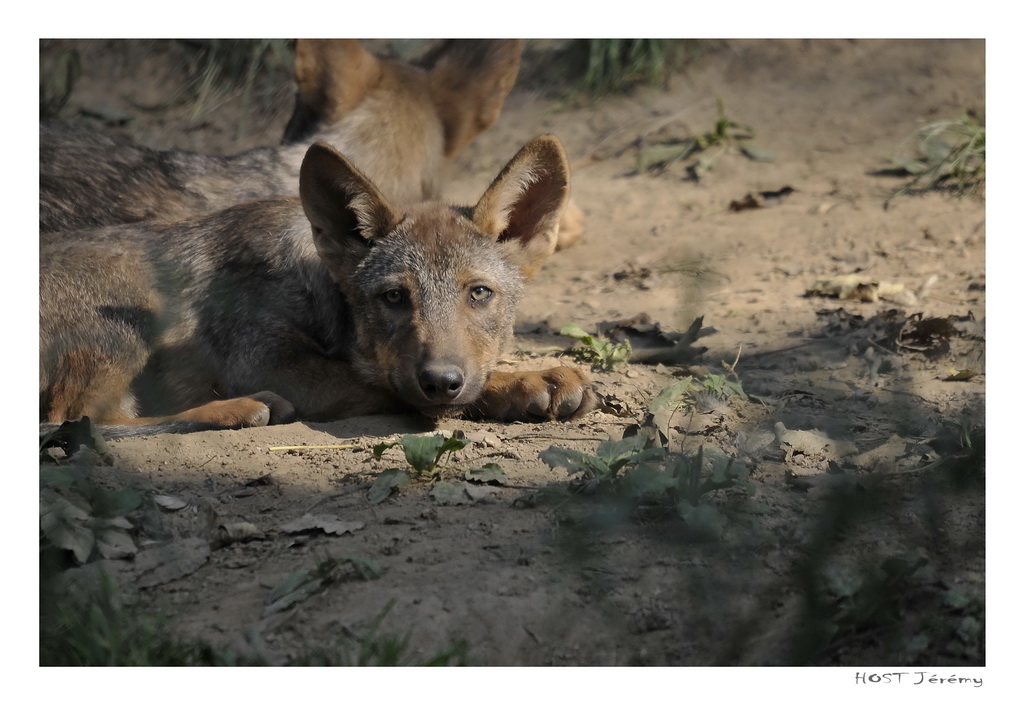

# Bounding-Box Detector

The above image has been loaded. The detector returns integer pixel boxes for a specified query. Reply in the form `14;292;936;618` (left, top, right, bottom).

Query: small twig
576;106;703;167
922;292;972;305
902;246;947;255
300;486;365;514
866;339;900;356
268;444;357;451
506;434;609;442
523;625;542;645
722;344;743;380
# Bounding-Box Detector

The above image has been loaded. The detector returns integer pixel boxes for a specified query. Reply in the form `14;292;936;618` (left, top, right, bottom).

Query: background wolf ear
423;40;524;158
300;142;399;273
283;40;383;144
472;135;570;280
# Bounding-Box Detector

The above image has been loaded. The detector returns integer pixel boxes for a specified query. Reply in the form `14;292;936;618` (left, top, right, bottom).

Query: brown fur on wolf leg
171;392;296;428
42;393;295;439
470;367;598;421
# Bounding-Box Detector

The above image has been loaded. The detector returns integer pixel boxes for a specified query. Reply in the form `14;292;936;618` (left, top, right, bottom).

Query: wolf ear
300;142;400;277
471;135;570;279
423;39;524;158
283;40;383;144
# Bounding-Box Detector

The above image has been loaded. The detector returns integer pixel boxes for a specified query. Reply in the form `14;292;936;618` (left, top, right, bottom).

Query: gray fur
40;136;593;436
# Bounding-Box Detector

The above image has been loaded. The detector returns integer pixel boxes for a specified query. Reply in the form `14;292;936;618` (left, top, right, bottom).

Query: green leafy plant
650;373;747;408
633;375;748;448
636;97;775;179
884;110;985;206
939;586;985;662
536;375;755;539
290;600;470;666
821;556;928;638
373;433;469;475
40;570;262;666
560;323;632;370
40;40;292;137
798;554;985;664
671;447;756;540
40;463;145;565
540;435;666;493
179;39;293;135
39;464;220;666
695;372;748;402
576;39;695;95
40;569;462;666
369;433;471;503
541;435;754;540
40;417;110;463
264;555;382;617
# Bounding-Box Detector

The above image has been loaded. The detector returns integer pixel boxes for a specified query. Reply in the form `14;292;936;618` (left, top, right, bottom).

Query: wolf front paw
472;367;598;422
173;391;297;429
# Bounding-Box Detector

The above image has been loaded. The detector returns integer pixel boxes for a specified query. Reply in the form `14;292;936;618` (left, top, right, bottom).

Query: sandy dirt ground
39;39;985;669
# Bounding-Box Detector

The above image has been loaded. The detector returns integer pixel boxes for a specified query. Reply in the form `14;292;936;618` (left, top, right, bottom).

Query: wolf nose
419;365;466;401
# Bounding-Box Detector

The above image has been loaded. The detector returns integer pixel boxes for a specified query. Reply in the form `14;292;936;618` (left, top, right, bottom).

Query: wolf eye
382;289;406;306
469;286;493;303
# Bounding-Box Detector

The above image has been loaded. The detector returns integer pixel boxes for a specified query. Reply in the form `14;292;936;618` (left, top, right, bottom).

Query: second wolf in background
40;39;522;232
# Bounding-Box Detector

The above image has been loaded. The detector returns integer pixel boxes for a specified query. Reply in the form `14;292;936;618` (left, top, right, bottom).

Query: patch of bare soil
40;39;985;667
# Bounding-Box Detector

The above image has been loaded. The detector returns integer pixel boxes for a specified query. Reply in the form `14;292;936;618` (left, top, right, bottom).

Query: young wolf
281;39;585;251
39;39;522;233
39;135;597;436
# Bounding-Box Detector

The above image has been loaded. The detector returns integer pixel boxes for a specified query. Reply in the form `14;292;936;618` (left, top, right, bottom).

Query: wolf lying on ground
39;135;597;436
39;39;523;233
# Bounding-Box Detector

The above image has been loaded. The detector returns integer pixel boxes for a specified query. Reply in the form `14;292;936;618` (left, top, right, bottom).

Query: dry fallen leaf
215;521;264;547
430;481;473;506
465;485;499;502
774;422;859;476
807;274;880;302
152;494;190;511
844;434;938;474
806;274;917;305
895;312;960;357
280;514;365;536
729;186;795;211
599;314;712;366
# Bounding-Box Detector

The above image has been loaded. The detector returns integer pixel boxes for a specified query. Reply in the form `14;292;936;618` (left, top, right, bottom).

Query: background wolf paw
474;367;598;422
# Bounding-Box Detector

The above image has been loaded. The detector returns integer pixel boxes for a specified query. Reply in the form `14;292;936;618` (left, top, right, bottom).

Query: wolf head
299;135;570;417
284;39;524;205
